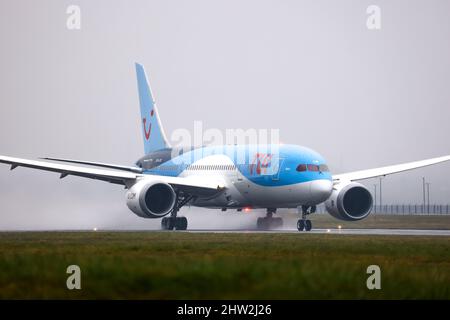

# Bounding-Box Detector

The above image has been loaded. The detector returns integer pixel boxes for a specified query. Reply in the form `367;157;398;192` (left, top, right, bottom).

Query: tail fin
135;63;170;154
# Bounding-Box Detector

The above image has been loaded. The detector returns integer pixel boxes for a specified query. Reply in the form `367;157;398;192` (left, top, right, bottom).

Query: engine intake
325;181;373;221
126;180;176;218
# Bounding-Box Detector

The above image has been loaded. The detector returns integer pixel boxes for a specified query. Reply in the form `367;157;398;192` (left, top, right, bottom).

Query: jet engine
126;180;176;218
325;181;373;221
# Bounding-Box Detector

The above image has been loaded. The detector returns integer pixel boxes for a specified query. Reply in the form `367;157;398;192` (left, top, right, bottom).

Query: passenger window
296;164;307;172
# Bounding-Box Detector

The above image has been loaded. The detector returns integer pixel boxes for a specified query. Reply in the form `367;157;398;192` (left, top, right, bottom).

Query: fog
1;0;450;230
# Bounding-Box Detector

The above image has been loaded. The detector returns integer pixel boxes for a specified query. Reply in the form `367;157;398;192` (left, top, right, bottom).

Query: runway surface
3;228;450;236
183;228;450;236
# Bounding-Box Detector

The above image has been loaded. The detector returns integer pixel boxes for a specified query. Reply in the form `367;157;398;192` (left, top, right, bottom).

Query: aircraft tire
273;217;283;229
161;217;168;230
175;217;188;230
257;217;269;230
305;220;312;231
161;217;176;230
297;219;305;231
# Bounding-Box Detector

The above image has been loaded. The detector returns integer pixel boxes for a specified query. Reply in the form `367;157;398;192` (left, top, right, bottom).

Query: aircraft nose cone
309;179;333;203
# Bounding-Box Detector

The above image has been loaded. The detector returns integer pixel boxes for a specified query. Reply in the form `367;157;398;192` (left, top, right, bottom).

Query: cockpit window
297;163;329;172
307;164;319;172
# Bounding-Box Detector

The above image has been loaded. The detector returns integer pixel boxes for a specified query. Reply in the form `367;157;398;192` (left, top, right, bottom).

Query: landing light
93;227;98;231
327;229;331;233
244;207;252;213
338;225;342;230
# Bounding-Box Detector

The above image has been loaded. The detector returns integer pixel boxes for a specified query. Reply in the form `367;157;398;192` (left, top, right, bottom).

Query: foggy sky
1;0;450;230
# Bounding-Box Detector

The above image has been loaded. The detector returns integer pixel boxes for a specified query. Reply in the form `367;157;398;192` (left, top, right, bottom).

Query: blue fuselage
136;144;333;208
138;144;332;186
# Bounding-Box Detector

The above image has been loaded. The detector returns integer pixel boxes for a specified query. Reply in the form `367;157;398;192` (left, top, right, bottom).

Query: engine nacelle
325;181;373;221
126;180;176;218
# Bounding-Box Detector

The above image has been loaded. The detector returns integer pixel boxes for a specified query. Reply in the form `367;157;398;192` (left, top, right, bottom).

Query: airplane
1;63;450;231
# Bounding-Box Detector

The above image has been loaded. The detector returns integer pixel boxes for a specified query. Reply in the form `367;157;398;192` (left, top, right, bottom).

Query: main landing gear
257;208;283;230
297;205;315;232
161;193;194;231
161;216;187;230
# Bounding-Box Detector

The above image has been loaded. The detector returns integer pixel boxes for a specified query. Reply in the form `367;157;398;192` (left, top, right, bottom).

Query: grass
0;232;450;299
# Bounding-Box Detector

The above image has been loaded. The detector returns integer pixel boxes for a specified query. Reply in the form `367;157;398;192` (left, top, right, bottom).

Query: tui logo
249;153;273;175
142;109;154;140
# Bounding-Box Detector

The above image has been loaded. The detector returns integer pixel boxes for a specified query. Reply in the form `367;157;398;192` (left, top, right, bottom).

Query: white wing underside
0;155;223;197
333;155;450;182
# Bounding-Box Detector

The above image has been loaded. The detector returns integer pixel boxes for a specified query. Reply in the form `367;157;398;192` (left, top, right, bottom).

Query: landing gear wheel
161;217;175;230
297;219;305;231
162;217;188;230
298;205;314;232
274;217;283;229
175;216;188;230
305;220;312;231
257;216;283;230
161;191;195;231
257;217;267;230
256;208;283;230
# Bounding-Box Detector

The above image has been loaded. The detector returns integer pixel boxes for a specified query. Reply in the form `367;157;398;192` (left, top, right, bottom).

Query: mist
1;0;450;230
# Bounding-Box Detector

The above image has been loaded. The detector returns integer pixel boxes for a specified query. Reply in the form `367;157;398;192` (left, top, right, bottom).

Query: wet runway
4;228;450;236
183;228;450;236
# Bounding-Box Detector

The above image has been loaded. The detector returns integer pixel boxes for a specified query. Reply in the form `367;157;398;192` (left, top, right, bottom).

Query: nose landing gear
297;205;315;232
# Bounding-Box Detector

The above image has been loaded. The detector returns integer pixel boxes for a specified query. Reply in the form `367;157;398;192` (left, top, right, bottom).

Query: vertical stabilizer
135;63;170;154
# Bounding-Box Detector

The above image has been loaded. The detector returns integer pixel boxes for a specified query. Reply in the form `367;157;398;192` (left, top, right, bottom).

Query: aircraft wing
41;157;143;173
0;155;139;185
333;155;450;182
0;155;224;197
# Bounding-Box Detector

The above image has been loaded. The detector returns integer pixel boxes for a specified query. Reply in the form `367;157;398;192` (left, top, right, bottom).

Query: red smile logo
143;109;154;140
250;153;273;175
